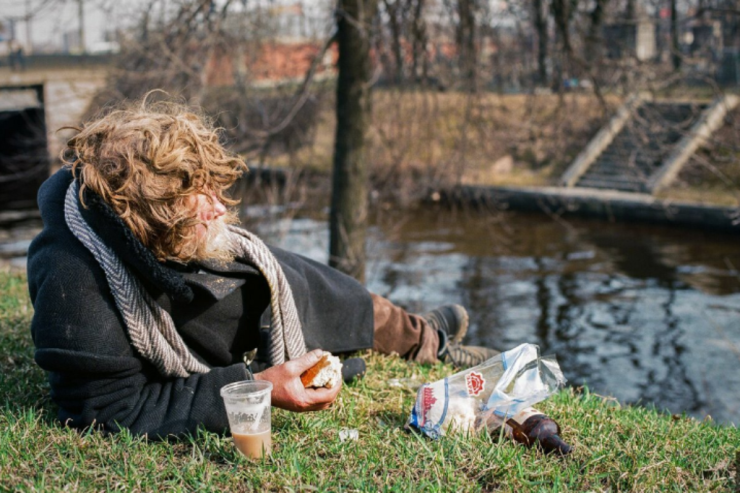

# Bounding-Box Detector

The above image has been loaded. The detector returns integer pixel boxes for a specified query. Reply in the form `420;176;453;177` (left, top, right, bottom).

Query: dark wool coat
27;168;373;438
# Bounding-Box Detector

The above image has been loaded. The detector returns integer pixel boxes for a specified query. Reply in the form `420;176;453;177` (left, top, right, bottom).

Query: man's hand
253;349;341;412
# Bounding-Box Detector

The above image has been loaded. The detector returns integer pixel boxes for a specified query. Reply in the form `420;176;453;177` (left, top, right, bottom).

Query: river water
247;205;740;426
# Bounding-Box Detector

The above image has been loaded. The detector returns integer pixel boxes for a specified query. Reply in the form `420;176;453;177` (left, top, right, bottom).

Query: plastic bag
406;343;565;439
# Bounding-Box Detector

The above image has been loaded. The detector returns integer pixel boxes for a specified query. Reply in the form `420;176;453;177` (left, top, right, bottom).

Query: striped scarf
64;181;306;378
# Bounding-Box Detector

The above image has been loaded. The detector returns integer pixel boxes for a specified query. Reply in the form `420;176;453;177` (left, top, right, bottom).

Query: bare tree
625;0;635;19
86;0;334;163
586;0;609;64
330;0;379;282
551;0;573;56
671;0;682;71
456;0;478;92
534;0;549;86
382;0;410;84
410;0;429;84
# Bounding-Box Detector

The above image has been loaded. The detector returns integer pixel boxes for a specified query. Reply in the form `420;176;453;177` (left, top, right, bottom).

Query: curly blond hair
63;98;248;263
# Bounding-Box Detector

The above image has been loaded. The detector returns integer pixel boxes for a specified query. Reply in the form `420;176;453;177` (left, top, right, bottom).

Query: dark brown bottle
500;407;572;455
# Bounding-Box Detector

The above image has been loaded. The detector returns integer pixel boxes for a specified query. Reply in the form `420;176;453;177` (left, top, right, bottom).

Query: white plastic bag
406;343;566;438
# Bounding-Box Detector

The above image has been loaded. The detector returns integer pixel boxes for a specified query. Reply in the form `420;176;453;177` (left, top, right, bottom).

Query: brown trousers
370;294;440;364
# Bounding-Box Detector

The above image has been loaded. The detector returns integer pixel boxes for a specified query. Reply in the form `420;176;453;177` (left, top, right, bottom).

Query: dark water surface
247;206;740;425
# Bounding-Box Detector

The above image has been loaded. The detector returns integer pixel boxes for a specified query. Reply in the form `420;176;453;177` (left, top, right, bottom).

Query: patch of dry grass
266;91;616;192
264;89;740;207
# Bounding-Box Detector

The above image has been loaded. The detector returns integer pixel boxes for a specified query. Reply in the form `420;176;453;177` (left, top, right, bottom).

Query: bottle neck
539;434;572;455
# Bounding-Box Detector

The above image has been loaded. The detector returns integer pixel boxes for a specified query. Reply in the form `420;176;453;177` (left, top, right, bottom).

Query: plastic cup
220;380;273;459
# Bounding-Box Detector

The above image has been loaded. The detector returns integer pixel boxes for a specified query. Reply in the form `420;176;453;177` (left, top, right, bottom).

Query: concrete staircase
561;95;738;195
576;102;705;192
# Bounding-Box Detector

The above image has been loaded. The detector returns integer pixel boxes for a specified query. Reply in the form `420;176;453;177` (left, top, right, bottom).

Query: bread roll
300;353;342;388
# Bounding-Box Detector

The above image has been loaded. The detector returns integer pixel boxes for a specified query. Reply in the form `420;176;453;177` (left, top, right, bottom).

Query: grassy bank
265;92;613;196
1;270;738;491
259;90;740;207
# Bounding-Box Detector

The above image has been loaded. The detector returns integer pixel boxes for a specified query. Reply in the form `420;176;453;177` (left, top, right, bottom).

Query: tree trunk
551;0;571;55
411;0;428;84
491;25;504;93
330;0;378;283
383;0;405;84
670;0;681;71
586;0;607;63
456;0;477;92
533;0;548;86
625;0;635;20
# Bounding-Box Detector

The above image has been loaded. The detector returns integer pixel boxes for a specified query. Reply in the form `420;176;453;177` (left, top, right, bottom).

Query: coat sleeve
28;240;248;439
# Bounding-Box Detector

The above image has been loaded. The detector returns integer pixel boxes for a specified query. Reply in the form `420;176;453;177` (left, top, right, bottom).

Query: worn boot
436;330;499;369
422;304;469;345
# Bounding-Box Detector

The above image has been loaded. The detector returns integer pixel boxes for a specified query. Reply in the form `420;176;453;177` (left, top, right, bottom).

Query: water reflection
247;207;740;425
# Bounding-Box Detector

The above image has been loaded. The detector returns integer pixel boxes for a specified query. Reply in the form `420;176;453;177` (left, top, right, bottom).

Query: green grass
1;270;738;492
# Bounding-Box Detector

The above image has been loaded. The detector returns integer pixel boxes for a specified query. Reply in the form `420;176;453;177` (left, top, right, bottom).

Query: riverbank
3;70;738;209
238;166;740;234
1;271;737;491
260;90;740;208
442;184;740;233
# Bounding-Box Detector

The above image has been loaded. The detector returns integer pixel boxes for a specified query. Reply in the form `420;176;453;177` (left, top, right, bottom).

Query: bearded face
186;192;240;263
65;101;248;264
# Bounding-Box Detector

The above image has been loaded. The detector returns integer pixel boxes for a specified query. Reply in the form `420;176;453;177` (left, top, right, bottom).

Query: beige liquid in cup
233;431;272;459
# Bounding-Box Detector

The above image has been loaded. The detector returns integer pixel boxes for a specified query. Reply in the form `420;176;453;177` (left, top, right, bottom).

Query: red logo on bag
466;371;485;396
420;386;437;425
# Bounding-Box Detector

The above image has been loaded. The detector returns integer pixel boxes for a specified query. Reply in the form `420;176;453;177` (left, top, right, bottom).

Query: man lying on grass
26;99;497;438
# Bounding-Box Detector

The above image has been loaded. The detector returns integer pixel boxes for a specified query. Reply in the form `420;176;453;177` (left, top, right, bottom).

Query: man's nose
211;194;227;218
